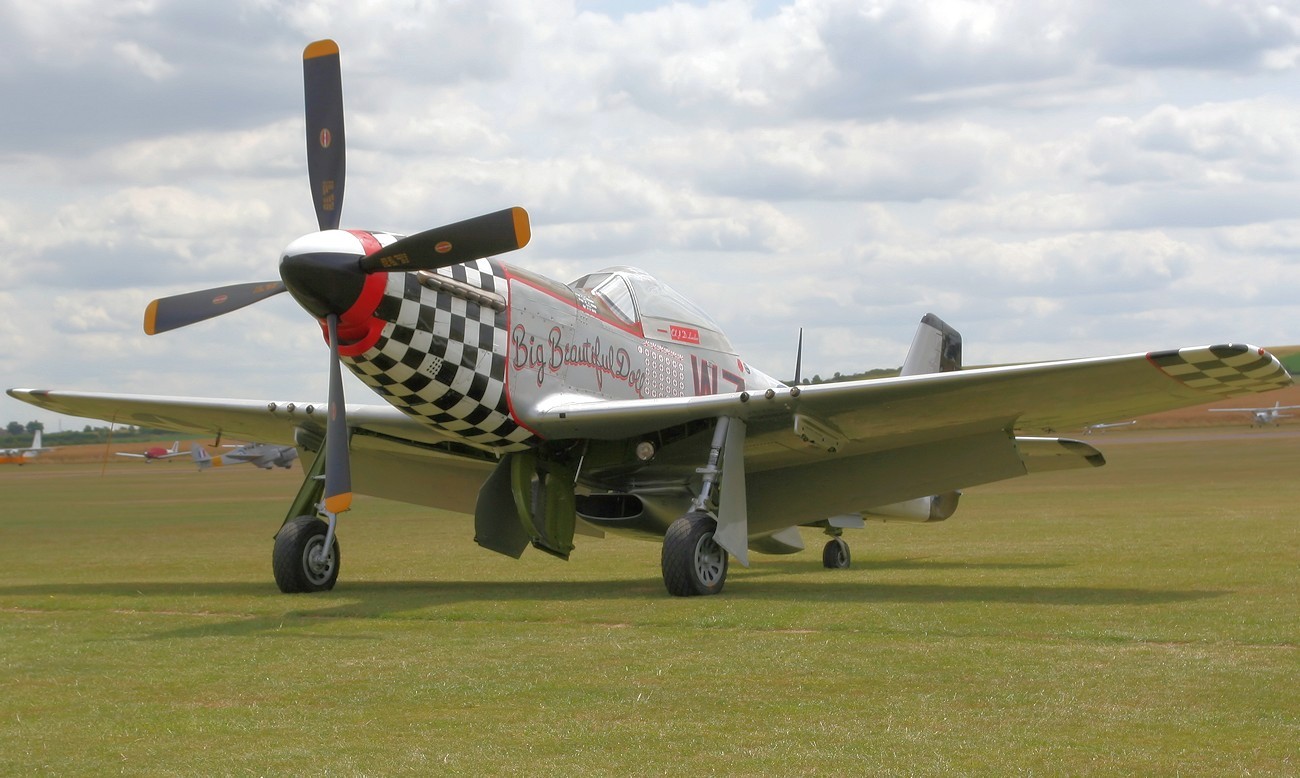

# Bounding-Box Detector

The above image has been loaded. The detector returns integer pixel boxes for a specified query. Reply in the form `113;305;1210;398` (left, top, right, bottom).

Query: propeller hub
279;230;370;318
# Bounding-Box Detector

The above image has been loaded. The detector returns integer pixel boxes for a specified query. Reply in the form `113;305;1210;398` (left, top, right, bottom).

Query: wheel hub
304;537;336;584
693;534;726;586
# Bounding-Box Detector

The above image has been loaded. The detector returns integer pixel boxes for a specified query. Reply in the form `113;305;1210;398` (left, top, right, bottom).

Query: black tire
273;515;340;593
661;513;728;596
822;537;851;569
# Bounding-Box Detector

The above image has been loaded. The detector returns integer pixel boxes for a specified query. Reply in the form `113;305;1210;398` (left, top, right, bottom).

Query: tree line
792;367;901;385
2;421;184;447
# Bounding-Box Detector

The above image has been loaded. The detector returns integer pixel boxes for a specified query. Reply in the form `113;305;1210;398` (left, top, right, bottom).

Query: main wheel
661;513;728;596
273;515;340;593
822;536;851;569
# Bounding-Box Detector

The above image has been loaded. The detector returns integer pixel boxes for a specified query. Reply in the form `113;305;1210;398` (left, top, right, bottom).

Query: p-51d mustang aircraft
9;40;1293;596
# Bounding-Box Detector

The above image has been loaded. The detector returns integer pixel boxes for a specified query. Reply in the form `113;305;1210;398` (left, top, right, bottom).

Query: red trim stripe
323;231;389;356
502;266;644;338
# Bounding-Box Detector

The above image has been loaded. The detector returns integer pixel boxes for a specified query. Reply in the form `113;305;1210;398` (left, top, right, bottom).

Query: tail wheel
662;513;729;596
273;515;340;593
822;537;851;569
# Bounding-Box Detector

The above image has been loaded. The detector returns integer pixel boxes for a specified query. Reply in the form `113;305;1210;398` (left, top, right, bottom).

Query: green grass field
2;432;1297;775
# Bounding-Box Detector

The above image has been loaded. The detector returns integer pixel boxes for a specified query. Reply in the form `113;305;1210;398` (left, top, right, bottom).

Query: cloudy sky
4;0;1300;431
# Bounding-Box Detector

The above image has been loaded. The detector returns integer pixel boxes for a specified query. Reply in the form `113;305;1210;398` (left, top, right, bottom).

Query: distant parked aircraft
116;441;186;461
1084;420;1137;434
0;430;53;465
193;442;299;470
1208;401;1300;426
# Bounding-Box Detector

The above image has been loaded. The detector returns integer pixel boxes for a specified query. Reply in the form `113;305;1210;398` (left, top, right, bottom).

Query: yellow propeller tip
304;39;339;60
143;300;159;335
512;207;531;248
324;493;352;514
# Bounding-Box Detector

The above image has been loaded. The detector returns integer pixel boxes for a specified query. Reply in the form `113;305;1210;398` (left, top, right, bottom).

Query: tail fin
192;443;213;470
889;315;964;524
901;313;962;376
792;328;804;385
31;429;42;450
169;440;180;454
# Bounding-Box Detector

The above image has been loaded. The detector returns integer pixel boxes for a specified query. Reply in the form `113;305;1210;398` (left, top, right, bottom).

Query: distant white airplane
193;442;299;470
1208;401;1300;426
116;440;186;461
0;429;53;465
1084;420;1137;434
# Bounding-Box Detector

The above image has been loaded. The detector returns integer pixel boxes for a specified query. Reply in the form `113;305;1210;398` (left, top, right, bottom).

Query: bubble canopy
572;266;735;353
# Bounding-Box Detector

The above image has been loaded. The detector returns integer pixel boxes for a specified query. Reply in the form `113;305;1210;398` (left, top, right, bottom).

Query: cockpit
571;266;735;354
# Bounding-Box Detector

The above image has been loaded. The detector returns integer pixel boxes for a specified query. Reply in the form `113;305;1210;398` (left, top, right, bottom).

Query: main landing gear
822;535;851;569
272;443;341;593
661;417;742;596
273;515;340;592
661;512;728;596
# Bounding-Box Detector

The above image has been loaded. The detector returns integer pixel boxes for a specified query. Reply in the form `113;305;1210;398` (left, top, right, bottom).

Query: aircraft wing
527;344;1292;445
10;343;1290;529
7;388;499;514
525;343;1290;532
7;389;466;448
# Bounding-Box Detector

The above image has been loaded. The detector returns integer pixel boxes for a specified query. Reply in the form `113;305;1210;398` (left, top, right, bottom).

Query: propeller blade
322;313;352;515
144;281;286;335
304;39;346;231
358;207;530;273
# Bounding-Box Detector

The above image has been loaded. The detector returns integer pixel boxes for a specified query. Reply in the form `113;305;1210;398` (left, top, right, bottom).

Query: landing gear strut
660;417;743;596
661;513;728;596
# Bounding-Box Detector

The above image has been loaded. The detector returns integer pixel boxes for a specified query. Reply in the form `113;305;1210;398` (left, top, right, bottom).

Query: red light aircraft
115;440;186;462
9;40;1293;595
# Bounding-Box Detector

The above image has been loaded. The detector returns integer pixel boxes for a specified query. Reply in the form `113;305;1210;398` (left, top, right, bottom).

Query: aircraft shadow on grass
0;569;1227;641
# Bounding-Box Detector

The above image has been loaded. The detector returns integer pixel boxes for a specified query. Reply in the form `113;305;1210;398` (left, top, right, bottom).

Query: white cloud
4;0;1300;431
112;40;176;81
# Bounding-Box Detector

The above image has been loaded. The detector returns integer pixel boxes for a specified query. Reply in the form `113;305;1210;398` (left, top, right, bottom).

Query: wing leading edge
525;343;1291;450
5;388;500;513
